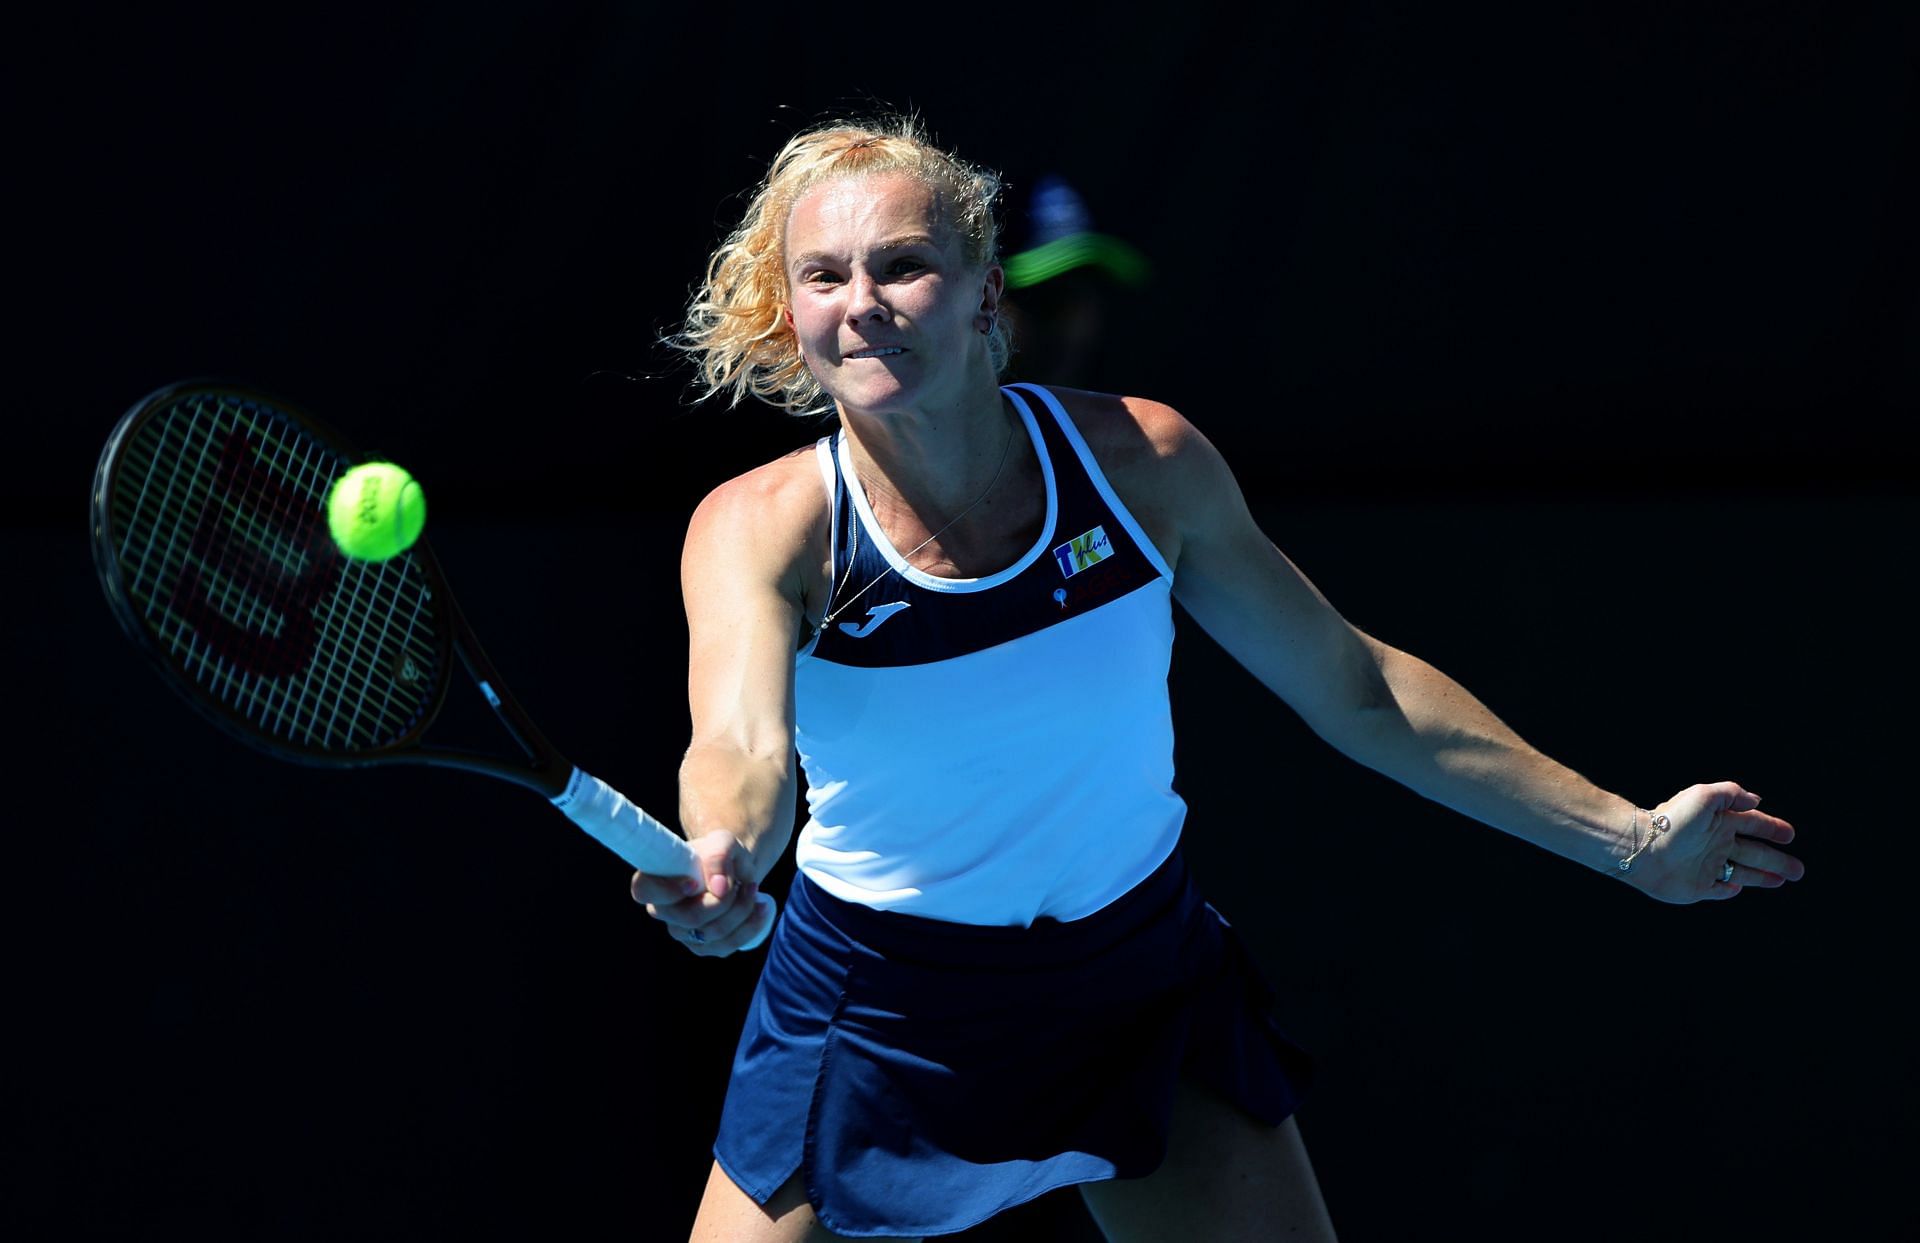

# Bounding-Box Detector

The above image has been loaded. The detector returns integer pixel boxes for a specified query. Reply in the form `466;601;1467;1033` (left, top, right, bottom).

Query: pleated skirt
712;846;1313;1238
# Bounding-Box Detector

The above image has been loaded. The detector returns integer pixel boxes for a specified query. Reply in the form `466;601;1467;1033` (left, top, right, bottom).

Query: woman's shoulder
683;441;831;587
1022;386;1215;565
1024;386;1209;490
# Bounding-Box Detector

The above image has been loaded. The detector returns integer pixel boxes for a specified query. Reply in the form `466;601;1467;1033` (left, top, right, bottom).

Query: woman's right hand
630;829;774;956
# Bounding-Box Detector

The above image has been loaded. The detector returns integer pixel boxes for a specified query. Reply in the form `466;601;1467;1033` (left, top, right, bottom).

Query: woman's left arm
1131;397;1804;904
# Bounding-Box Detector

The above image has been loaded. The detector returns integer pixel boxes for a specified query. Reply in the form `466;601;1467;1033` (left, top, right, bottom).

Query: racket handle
552;767;699;876
550;767;775;951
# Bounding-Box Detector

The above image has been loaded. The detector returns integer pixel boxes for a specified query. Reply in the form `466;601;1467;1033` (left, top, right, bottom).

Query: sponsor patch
1053;525;1113;578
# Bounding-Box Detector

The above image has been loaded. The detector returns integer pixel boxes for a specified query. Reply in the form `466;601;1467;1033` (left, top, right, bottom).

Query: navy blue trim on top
809;386;1165;669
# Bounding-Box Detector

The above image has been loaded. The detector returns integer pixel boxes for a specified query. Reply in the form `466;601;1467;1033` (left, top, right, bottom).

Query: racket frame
92;379;770;930
91;380;570;798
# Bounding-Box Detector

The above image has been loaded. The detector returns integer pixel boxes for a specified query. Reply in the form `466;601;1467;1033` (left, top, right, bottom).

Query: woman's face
785;171;999;417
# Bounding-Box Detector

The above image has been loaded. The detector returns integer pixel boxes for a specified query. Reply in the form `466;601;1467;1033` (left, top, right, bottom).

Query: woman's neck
837;384;1049;580
838;385;1023;527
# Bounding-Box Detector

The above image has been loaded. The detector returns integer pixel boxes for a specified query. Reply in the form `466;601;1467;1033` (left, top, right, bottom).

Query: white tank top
792;385;1185;925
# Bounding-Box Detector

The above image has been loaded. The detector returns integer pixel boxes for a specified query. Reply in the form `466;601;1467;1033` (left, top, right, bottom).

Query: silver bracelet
1617;808;1670;873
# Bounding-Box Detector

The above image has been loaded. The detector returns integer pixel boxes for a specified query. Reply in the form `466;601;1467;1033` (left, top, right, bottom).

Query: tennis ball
327;462;426;561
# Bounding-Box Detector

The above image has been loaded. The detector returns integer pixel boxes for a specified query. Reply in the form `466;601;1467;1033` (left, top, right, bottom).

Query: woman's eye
804;270;842;285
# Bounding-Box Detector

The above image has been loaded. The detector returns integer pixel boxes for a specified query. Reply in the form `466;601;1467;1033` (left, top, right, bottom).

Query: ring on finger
689;927;706;944
1718;861;1735;884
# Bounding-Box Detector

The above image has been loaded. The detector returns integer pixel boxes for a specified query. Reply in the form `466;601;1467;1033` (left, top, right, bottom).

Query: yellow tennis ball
327;462;426;561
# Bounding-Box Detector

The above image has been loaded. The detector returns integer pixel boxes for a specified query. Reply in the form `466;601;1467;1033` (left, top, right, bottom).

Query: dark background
8;4;1913;1239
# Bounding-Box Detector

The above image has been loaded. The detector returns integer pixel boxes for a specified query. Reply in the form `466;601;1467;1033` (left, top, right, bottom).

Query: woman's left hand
1627;781;1804;904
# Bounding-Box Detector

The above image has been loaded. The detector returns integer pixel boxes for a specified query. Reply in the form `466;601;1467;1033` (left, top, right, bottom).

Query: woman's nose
845;272;890;324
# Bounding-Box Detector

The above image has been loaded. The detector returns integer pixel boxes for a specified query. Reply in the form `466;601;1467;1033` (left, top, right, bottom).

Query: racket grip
550;767;776;951
551;767;699;877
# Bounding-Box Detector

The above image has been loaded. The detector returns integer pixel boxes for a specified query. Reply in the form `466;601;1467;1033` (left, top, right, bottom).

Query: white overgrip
550;767;775;951
551;767;699;875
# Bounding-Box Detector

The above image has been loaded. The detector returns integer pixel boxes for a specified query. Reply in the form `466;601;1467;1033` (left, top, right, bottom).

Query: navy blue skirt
711;846;1313;1237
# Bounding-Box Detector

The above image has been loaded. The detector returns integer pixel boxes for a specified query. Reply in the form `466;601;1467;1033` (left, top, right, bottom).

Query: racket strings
145;395;428;747
109;392;445;752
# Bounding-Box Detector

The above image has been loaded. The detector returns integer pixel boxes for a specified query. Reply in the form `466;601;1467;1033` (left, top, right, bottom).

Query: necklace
816;413;1019;634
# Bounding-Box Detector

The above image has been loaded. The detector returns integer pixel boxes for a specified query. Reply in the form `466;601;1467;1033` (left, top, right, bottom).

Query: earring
979;310;998;336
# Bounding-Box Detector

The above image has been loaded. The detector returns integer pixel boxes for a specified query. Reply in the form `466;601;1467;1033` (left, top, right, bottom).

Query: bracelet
1617;808;1670;873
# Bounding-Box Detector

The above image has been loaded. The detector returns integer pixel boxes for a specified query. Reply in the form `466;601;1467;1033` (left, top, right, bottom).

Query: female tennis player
630;117;1803;1243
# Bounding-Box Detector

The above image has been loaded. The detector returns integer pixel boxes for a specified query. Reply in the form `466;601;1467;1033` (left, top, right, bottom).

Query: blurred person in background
999;174;1150;387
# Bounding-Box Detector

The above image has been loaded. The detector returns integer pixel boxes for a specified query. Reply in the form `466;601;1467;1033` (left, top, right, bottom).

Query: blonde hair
677;115;1008;413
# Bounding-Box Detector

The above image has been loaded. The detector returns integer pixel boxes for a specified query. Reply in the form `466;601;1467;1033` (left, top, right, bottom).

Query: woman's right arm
632;460;820;957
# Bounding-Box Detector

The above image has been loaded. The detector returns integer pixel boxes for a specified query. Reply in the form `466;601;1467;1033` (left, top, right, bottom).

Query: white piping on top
832;391;1059;593
1007;383;1174;582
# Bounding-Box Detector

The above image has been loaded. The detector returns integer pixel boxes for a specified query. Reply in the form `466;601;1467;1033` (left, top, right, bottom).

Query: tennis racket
90;380;773;947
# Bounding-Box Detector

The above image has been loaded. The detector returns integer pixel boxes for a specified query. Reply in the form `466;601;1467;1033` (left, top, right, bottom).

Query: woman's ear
977;265;1006;334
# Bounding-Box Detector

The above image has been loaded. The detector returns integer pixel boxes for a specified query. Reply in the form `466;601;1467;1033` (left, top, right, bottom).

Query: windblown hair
677;115;1008;414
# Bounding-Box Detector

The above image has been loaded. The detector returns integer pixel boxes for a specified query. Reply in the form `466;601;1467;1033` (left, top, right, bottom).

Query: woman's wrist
1613;805;1671;879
